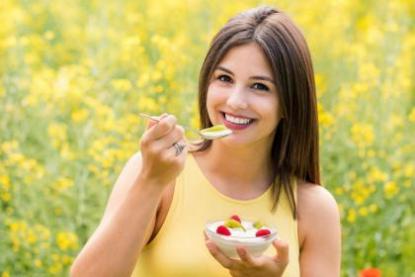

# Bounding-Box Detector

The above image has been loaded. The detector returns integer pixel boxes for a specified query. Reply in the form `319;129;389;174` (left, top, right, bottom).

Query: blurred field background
1;0;414;276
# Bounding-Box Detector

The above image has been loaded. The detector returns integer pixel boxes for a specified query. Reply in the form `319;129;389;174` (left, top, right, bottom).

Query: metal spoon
139;113;232;140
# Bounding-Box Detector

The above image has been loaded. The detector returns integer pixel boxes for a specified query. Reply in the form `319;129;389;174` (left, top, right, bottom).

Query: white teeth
225;113;252;125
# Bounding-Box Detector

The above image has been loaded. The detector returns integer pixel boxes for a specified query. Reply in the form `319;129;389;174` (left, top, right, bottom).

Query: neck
202;140;275;195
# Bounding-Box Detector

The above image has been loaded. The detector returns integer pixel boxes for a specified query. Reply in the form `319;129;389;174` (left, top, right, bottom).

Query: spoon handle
139;113;161;122
139;113;201;136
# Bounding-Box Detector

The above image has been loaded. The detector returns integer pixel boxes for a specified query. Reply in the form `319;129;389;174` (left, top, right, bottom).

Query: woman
71;6;341;277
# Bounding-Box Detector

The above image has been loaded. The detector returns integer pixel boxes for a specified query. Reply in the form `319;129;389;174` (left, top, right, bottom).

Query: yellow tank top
132;153;300;276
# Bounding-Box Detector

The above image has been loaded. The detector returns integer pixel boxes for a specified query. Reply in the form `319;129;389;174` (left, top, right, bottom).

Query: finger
150;128;185;157
205;241;236;269
272;239;289;264
143;132;186;162
162;140;187;160
175;139;188;156
162;127;186;149
236;246;257;266
203;231;209;242
146;118;158;129
145;113;168;129
146;115;177;140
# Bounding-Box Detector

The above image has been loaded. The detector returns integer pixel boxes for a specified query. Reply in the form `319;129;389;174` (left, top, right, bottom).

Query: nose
226;86;248;110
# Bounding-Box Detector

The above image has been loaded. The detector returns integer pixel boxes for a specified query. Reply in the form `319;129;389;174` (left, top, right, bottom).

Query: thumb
272;239;289;264
146;113;168;129
146;120;157;129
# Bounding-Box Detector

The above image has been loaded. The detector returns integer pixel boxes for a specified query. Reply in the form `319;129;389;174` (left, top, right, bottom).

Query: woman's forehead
214;43;273;78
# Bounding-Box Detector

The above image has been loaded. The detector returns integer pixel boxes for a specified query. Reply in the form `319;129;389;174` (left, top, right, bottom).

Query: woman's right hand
138;114;187;188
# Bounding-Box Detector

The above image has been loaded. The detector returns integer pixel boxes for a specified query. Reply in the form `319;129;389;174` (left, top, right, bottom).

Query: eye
217;74;232;83
252;83;270;91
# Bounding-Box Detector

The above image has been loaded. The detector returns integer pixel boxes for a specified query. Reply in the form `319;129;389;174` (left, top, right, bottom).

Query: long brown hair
196;6;320;218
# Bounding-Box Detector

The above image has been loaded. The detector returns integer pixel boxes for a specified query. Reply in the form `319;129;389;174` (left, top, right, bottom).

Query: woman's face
206;42;281;148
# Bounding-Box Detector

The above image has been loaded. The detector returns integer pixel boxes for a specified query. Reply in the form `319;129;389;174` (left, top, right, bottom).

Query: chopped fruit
230;215;241;223
255;229;271;237
224;219;246;231
199;125;232;139
202;124;229;132
216;225;231;236
253;221;264;229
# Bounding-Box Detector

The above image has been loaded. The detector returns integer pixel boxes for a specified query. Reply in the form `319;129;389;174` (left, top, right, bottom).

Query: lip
221;111;254;120
220;112;255;131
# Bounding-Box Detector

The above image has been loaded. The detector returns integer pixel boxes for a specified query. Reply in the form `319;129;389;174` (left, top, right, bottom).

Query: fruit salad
205;215;277;258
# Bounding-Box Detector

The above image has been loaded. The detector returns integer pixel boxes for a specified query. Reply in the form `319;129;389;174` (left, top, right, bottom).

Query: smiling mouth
221;112;256;128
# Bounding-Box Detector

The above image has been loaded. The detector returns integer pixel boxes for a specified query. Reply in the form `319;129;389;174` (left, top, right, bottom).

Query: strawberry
230;214;241;223
255;229;271;237
216;225;231;236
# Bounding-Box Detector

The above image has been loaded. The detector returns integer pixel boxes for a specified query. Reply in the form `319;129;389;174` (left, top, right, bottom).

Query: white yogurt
206;220;272;241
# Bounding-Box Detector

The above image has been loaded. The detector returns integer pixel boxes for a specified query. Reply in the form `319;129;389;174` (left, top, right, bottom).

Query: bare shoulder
297;181;341;247
297;181;339;223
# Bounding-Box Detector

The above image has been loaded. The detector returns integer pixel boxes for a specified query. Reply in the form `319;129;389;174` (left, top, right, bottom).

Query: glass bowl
204;220;277;258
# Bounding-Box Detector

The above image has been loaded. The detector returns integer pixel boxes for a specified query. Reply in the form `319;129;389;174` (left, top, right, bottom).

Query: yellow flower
403;164;415;177
34;224;51;241
60;143;75;160
358;62;380;87
44;30;55;40
318;104;334;127
314;73;327;98
404;180;411;188
384;181;399;198
54;177;74;192
47;122;68;149
2;272;10;277
347;209;356;223
56;231;79;251
153;84;164;93
334;187;344;195
1;192;11;202
409;107;415;122
71;109;89;123
387;115;403;130
62;255;73;265
1;175;11;192
351;180;374;205
26;229;37;244
368;166;388;183
137;73;150;88
111;78;132;92
358;206;369;217
1;140;19;155
34;259;43;268
351;123;374;148
48;263;62;274
369;204;378;213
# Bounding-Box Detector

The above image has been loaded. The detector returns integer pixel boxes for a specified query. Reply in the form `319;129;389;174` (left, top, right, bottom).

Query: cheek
260;98;280;124
206;86;226;107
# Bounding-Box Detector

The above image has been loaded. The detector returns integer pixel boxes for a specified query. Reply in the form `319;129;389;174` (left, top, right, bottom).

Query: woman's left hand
205;235;289;277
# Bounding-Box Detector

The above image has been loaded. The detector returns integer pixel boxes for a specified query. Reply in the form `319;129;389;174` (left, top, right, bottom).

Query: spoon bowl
139;113;232;140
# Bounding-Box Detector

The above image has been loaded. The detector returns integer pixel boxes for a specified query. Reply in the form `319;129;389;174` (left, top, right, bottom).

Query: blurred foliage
0;0;414;276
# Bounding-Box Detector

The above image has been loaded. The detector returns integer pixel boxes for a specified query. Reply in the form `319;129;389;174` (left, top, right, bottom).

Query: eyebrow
216;66;276;84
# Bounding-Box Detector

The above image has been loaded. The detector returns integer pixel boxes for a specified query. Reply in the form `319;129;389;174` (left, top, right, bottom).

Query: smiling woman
206;42;280;145
71;5;340;277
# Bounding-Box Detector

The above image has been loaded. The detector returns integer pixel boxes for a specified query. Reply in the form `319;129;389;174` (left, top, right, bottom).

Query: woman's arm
71;115;186;277
298;182;341;277
70;153;161;277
